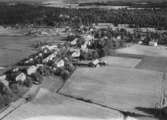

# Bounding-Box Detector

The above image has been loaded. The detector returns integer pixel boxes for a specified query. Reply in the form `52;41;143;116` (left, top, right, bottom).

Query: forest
78;1;167;8
0;3;167;29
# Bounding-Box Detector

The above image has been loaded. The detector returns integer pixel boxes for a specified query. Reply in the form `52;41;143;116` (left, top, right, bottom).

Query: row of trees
0;3;167;29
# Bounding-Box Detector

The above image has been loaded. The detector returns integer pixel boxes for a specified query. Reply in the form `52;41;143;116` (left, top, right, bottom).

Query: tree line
0;3;167;29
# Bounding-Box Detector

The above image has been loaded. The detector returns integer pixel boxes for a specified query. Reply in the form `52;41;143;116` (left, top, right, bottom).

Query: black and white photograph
0;0;167;120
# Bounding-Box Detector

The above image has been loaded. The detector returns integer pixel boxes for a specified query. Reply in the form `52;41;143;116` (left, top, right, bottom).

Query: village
0;1;167;120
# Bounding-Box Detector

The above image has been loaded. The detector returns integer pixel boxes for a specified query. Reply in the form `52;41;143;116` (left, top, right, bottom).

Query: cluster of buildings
0;24;165;108
0;26;117;107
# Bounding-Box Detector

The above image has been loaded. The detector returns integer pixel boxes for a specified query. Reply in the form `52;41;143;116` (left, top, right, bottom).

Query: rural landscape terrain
0;0;167;120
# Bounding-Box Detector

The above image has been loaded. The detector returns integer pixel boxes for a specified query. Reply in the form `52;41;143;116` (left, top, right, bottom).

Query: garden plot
59;66;163;116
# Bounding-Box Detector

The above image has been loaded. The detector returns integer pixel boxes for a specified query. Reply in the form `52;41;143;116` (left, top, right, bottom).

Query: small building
149;40;158;47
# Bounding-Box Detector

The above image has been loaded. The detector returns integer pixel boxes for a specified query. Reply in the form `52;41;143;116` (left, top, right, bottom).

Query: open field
0;36;35;68
101;56;141;68
3;90;123;120
60;66;163;115
116;45;167;58
0;31;66;74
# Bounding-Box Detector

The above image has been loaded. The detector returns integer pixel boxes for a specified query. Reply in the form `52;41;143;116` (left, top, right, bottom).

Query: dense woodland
0;3;167;29
79;1;167;8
